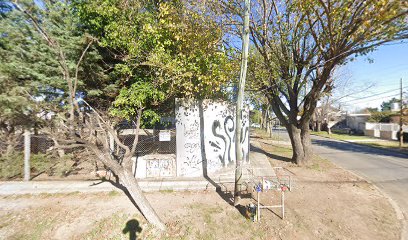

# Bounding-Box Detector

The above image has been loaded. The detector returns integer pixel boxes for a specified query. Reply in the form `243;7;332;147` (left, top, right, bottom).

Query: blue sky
336;42;408;111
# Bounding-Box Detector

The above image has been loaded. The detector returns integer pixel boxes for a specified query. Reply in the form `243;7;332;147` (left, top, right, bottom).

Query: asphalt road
311;135;408;239
269;128;408;238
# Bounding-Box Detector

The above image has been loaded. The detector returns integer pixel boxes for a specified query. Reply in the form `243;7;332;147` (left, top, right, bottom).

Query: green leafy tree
0;0;114;158
0;0;108;127
5;0;236;230
3;0;168;230
381;97;399;111
368;111;393;123
74;0;235;229
75;0;235;120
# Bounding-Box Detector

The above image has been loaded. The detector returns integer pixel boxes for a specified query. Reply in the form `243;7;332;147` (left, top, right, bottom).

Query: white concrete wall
175;99;249;177
379;131;396;140
364;129;380;138
365;123;406;140
175;99;203;177
365;123;401;131
365;122;377;130
133;154;176;178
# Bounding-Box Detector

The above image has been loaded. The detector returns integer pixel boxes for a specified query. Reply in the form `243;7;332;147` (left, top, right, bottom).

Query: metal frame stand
256;179;285;221
246;167;292;222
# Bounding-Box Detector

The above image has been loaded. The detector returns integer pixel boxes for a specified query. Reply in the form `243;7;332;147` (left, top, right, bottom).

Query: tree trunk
261;109;267;129
300;124;313;163
286;123;313;165
52;138;65;157
5;144;15;156
286;124;305;165
91;146;166;231
266;111;271;134
118;168;166;230
316;121;321;132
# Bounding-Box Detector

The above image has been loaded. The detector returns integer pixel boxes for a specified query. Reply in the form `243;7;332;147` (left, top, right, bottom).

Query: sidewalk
0;142;274;195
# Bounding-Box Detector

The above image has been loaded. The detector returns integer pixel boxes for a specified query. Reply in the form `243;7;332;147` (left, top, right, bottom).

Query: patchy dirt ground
0;132;401;240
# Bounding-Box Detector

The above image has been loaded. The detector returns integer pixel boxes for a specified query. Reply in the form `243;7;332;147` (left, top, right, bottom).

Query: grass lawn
311;131;408;153
311;131;373;141
359;141;408;153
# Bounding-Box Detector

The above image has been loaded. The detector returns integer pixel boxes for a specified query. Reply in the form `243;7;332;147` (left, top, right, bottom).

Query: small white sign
159;130;171;141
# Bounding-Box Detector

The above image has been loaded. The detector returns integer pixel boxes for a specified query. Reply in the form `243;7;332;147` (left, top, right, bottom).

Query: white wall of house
346;114;370;133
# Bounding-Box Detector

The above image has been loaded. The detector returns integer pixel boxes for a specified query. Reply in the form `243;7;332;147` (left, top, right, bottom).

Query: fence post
24;129;31;181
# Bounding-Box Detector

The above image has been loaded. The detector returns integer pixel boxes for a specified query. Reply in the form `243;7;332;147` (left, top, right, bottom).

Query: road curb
370;184;407;240
0;179;219;195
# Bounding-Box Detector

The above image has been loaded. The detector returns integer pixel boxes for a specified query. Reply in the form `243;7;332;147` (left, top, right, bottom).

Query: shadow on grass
123;219;142;240
93;176;148;219
250;143;293;163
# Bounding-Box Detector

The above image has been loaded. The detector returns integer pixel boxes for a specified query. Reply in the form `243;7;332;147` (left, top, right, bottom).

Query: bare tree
247;0;407;164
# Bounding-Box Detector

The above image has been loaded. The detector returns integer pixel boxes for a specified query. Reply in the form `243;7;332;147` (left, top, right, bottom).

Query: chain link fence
0;117;177;180
115;118;177;158
30;134;55;154
0;134;58;155
119;129;176;156
0;133;61;180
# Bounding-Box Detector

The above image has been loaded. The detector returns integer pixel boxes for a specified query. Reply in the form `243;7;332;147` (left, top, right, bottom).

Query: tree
381;97;399;111
250;110;262;124
366;107;379;113
0;2;46;154
7;0;169;229
247;0;407;164
312;95;343;134
76;0;234;229
367;111;393;123
7;0;235;230
0;0;104;154
74;0;235;102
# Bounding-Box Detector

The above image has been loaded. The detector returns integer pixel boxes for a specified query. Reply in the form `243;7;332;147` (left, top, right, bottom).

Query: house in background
311;105;344;132
345;113;371;134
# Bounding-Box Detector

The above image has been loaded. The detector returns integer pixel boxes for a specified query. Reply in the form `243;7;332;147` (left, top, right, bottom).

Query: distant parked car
251;123;261;128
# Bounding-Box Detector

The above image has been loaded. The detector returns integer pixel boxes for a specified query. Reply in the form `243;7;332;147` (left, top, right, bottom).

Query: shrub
367;111;394;123
397;132;408;143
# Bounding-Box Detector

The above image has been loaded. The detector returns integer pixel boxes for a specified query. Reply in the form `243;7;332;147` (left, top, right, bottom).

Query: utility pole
24;129;31;181
234;0;250;206
400;78;404;148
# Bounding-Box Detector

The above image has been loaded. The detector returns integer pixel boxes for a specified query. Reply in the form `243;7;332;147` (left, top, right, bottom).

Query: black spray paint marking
211;120;227;166
224;116;234;164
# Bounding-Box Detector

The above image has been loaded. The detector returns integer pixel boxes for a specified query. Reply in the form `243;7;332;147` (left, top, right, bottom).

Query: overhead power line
342;86;408;101
332;86;408;104
340;92;401;104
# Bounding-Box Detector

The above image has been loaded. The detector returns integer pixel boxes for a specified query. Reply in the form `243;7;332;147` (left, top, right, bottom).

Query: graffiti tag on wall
146;158;174;178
